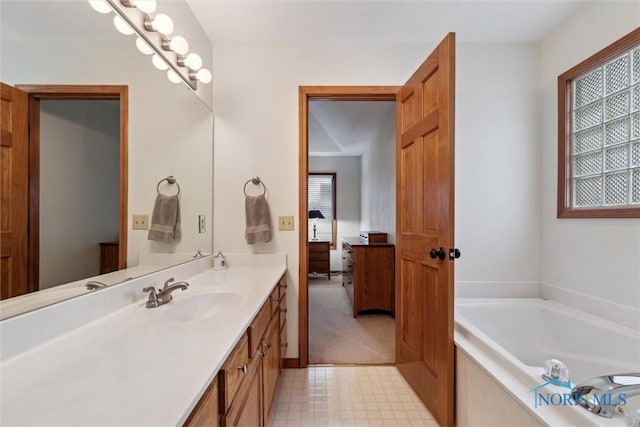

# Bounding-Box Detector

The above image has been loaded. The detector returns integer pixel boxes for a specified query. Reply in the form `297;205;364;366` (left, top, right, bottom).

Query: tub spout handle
542;359;570;384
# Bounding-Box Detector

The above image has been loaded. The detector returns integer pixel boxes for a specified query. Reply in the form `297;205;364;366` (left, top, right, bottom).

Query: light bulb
135;0;157;14
152;54;169;70
136;37;154;55
196;68;212;84
169;36;189;55
167;70;182;84
113;15;134;35
152;13;174;35
88;0;111;13
184;53;202;70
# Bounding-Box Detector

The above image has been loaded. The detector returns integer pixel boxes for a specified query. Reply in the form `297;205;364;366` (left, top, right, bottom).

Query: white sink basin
163;291;243;322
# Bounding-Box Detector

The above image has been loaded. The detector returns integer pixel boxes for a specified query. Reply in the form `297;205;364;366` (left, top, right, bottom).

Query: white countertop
0;262;286;426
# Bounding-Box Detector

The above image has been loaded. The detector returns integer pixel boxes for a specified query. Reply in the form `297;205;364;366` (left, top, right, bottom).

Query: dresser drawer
219;333;250;412
248;299;271;356
309;251;329;262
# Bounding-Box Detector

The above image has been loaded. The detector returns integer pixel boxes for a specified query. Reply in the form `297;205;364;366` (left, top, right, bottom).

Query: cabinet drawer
248;299;271;357
270;286;279;315
278;294;286;330
219;333;250;412
278;276;287;295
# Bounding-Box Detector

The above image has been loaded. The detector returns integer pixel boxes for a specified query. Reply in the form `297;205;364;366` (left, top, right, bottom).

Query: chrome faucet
143;278;189;308
86;281;108;290
571;373;640;417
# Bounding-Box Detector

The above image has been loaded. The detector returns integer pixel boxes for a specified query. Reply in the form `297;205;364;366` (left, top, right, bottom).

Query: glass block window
559;28;640;218
308;173;337;246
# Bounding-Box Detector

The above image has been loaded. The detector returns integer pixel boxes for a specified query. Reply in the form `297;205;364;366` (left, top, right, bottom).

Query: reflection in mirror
0;0;213;319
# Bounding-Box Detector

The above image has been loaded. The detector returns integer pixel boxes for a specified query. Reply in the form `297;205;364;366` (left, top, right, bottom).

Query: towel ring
157;175;181;196
243;176;266;196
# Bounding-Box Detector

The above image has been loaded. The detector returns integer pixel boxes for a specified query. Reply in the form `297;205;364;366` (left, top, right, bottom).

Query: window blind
308;174;334;242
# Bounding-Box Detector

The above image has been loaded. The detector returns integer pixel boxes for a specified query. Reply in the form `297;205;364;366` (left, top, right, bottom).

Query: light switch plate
132;214;149;230
279;215;294;231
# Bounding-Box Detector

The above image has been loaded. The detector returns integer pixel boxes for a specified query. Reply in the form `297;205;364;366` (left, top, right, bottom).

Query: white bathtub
455;298;640;426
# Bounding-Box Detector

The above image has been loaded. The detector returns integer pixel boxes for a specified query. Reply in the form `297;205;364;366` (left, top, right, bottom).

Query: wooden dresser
99;241;119;274
342;237;394;318
308;241;330;279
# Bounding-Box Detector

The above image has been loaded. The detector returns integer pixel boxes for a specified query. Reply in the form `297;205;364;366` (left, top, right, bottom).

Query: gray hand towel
245;194;271;244
147;194;181;242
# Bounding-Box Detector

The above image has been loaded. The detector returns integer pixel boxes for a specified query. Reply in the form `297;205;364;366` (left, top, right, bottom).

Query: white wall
538;1;640;309
455;43;540;284
1;0;214;271
360;107;396;244
213;42;540;358
39;100;119;289
309;157;361;270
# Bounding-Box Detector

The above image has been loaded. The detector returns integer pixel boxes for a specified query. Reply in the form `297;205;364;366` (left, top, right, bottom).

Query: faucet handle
143;286;159;307
163;278;175;290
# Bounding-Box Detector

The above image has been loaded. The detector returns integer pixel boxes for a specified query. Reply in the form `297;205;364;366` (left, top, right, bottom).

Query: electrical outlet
279;215;294;231
198;215;205;234
132;214;149;230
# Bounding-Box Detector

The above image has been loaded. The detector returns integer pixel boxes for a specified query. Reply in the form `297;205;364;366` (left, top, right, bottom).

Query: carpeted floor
309;274;395;364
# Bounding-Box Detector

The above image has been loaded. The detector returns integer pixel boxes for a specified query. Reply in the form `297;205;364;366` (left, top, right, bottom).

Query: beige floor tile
269;366;435;427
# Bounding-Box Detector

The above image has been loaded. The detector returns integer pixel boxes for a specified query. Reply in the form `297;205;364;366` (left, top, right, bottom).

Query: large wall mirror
0;0;213;319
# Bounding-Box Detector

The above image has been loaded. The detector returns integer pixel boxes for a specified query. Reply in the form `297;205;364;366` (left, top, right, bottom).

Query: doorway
18;85;127;295
298;86;399;367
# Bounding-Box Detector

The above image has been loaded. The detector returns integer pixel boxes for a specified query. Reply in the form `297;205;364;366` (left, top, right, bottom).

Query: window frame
308;172;337;249
557;27;640;218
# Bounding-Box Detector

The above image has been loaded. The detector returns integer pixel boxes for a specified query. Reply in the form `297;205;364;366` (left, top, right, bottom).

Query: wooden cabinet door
184;378;219;427
0;83;29;300
262;316;280;423
223;358;262;427
395;33;456;427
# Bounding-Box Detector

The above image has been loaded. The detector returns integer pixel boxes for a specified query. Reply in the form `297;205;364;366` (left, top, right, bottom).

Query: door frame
297;86;399;368
16;85;128;292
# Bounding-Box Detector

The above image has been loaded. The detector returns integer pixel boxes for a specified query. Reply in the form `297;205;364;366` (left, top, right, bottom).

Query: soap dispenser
214;250;227;270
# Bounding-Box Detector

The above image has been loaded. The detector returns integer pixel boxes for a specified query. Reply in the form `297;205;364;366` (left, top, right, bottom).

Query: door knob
429;247;446;260
449;248;461;260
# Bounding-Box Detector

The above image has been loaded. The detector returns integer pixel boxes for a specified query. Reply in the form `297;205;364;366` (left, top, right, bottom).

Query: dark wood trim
283;358;300;369
27;98;40;293
299;86;399;368
17;84;129;288
557;28;640;219
308;172;337;249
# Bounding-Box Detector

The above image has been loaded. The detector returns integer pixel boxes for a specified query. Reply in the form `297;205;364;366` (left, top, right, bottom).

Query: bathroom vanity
0;254;287;426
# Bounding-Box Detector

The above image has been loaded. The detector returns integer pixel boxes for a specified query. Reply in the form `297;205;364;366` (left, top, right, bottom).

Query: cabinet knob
280;308;287;313
237;364;248;375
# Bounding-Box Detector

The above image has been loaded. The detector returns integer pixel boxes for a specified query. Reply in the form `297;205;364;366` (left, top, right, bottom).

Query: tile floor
269;365;438;427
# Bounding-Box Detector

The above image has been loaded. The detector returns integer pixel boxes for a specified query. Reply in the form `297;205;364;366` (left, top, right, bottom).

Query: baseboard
283;358;300;368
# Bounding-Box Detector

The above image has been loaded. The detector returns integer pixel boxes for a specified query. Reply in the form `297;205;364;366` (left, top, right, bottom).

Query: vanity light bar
89;0;212;90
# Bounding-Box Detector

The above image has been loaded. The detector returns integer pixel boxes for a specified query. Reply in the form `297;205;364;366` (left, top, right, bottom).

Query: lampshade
184;53;202;70
113;15;134;35
308;210;325;219
88;0;111;14
136;37;154;55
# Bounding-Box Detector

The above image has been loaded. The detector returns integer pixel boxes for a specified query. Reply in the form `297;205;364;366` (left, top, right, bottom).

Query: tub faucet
86;281;108;290
571;373;640;418
143;278;189;308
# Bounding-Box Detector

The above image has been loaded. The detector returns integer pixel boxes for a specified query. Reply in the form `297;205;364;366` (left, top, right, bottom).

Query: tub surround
0;254;286;426
455;288;640;426
456;281;640;332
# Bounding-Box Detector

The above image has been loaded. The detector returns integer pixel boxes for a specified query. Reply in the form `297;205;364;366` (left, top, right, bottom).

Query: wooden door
395;33;456;427
0;83;29;300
